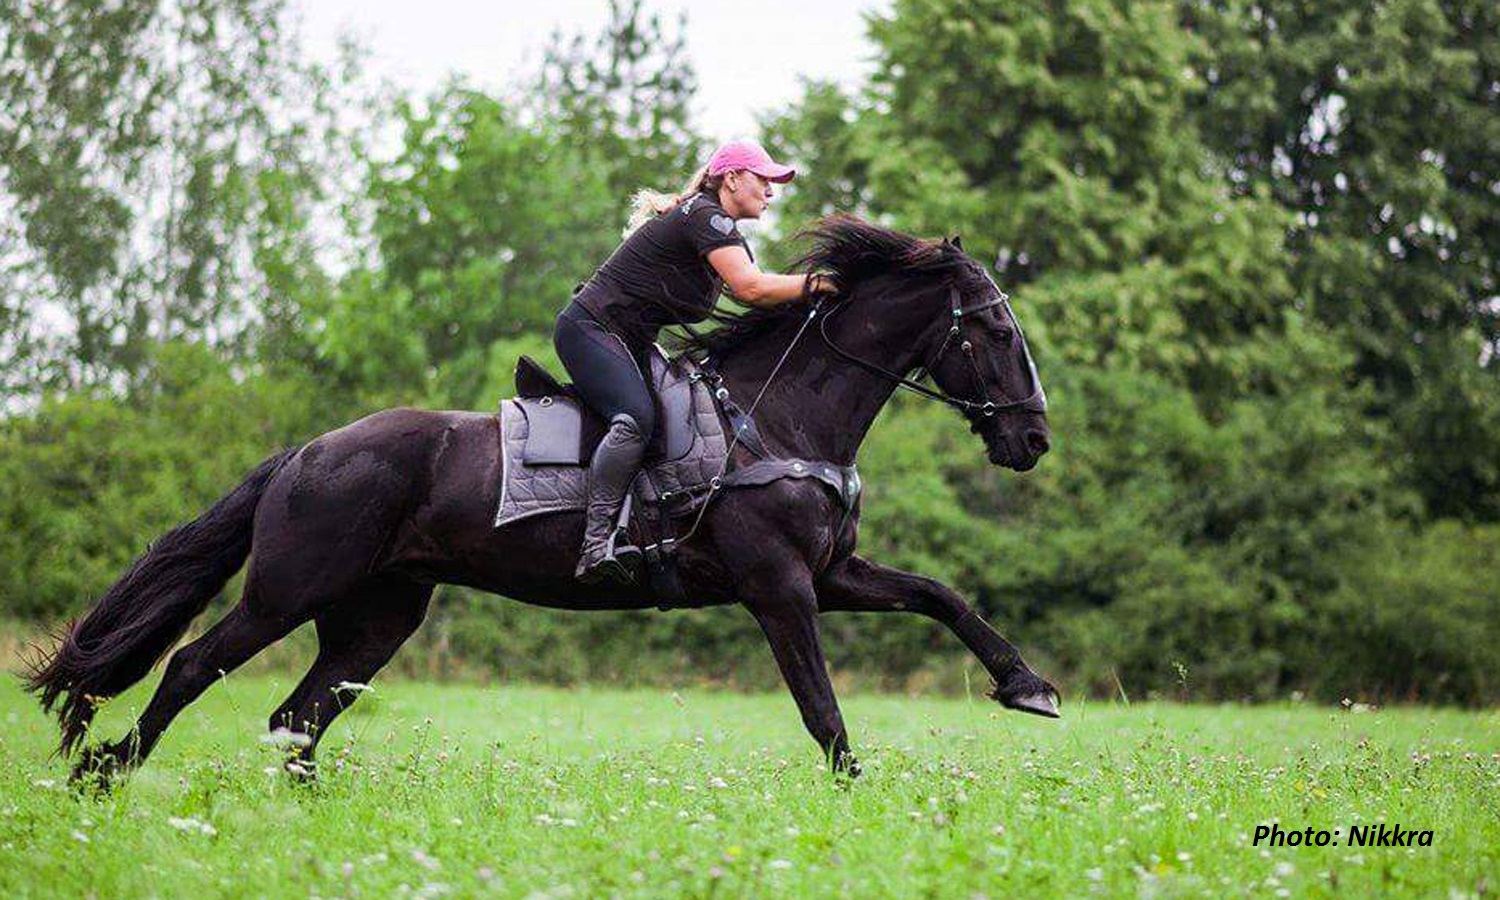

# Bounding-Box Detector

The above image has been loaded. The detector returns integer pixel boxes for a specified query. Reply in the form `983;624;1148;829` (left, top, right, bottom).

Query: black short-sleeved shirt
573;189;751;346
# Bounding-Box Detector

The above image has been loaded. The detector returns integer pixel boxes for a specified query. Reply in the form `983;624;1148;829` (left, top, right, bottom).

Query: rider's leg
553;303;657;582
576;413;647;582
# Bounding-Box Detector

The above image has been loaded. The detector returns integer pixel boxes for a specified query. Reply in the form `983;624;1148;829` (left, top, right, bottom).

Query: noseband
816;283;1048;417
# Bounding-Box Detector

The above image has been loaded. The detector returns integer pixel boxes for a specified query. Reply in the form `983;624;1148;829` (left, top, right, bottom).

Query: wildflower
332;681;375;696
411;849;440;871
260;727;312;749
167;816;216;836
769;859;792;870
71;831;89;843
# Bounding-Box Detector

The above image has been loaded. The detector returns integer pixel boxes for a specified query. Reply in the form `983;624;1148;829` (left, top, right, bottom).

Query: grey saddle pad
493;351;729;528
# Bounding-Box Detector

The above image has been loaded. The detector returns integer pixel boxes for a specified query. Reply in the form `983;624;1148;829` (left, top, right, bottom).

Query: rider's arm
707;245;834;307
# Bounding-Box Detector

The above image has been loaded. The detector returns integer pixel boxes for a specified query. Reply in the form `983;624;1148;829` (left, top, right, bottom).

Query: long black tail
25;447;300;756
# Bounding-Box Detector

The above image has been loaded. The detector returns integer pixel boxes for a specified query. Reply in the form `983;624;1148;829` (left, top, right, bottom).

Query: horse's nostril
1025;430;1051;455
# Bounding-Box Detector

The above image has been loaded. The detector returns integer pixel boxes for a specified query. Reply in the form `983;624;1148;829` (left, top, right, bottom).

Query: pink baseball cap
707;140;796;183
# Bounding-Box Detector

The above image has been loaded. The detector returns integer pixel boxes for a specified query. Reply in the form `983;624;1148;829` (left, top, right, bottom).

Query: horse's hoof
69;745;124;793
282;757;319;785
832;750;861;781
1006;691;1061;719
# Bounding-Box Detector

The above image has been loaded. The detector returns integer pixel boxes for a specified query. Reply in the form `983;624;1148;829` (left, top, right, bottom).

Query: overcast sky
297;0;890;141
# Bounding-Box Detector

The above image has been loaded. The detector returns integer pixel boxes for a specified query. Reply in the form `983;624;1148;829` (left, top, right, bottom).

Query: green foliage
2;0;1496;704
1185;0;1500;518
0;342;331;620
532;0;703;202
0;0;361;391
758;0;1495;702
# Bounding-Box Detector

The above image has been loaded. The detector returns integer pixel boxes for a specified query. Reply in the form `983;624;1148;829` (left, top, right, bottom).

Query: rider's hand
809;272;842;298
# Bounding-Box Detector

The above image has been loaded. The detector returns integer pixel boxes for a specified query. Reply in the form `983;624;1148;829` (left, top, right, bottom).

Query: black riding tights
553;301;656;441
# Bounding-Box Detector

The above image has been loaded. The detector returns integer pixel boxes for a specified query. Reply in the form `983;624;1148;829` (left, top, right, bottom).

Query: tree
532;0;703;212
760;0;1410;699
0;0;356;392
1184;0;1500;518
309;90;617;406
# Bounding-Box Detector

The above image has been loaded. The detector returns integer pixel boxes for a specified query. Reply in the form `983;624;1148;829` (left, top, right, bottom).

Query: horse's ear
949;234;964;250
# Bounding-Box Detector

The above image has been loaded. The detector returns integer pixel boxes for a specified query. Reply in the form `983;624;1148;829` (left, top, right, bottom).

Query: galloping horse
28;215;1059;786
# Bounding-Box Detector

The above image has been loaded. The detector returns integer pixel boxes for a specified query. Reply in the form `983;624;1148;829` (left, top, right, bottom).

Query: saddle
494;348;732;522
492;348;862;602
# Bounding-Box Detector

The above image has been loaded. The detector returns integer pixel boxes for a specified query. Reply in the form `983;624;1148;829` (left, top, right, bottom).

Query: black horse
28;215;1059;786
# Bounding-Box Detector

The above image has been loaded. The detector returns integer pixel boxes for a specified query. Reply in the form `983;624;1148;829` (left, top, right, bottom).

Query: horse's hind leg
267;578;433;776
73;600;303;786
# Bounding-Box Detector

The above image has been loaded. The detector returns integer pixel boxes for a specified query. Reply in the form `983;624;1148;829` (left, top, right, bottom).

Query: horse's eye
996;326;1016;344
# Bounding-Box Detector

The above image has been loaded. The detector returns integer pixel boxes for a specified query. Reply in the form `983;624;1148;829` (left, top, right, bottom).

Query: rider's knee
615;405;655;442
609;410;654;445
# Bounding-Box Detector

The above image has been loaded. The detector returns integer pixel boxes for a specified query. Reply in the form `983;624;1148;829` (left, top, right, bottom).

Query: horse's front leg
817;554;1060;717
741;570;858;775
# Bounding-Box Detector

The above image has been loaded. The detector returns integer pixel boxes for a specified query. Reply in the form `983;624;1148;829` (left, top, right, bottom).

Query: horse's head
679;215;1051;472
918;237;1050;471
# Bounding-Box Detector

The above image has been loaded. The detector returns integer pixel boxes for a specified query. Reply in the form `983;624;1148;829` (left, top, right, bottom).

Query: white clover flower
167;816;216;836
260;727;313;748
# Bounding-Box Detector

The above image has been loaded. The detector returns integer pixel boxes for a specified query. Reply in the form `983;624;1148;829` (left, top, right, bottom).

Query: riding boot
576;413;646;584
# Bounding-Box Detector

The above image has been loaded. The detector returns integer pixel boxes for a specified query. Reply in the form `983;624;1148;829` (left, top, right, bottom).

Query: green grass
0;674;1496;899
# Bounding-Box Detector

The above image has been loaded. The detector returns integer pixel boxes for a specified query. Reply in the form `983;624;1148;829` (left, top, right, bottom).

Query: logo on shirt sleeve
709;214;736;235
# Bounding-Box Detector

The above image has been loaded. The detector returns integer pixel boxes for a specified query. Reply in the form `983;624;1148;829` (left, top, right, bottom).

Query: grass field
0;673;1496;899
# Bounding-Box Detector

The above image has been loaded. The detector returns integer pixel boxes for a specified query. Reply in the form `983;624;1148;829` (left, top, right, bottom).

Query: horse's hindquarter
248;407;491;617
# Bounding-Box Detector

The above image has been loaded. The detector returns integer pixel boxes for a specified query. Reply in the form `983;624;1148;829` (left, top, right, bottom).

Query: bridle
670;274;1046;550
816;279;1048;417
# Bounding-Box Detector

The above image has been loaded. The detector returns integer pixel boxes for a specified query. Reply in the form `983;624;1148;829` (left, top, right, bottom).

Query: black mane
674;214;984;360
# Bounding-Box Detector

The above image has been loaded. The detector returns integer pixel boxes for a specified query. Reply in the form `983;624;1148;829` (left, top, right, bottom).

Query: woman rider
555;140;839;584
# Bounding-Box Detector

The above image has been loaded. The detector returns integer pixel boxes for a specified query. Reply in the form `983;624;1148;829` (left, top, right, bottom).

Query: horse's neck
717;292;920;466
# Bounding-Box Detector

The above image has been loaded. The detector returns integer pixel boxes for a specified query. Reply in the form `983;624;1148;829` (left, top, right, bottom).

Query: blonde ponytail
623;164;721;236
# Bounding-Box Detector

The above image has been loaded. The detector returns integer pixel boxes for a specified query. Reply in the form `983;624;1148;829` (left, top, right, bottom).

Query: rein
654;277;1044;555
663;297;827;548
